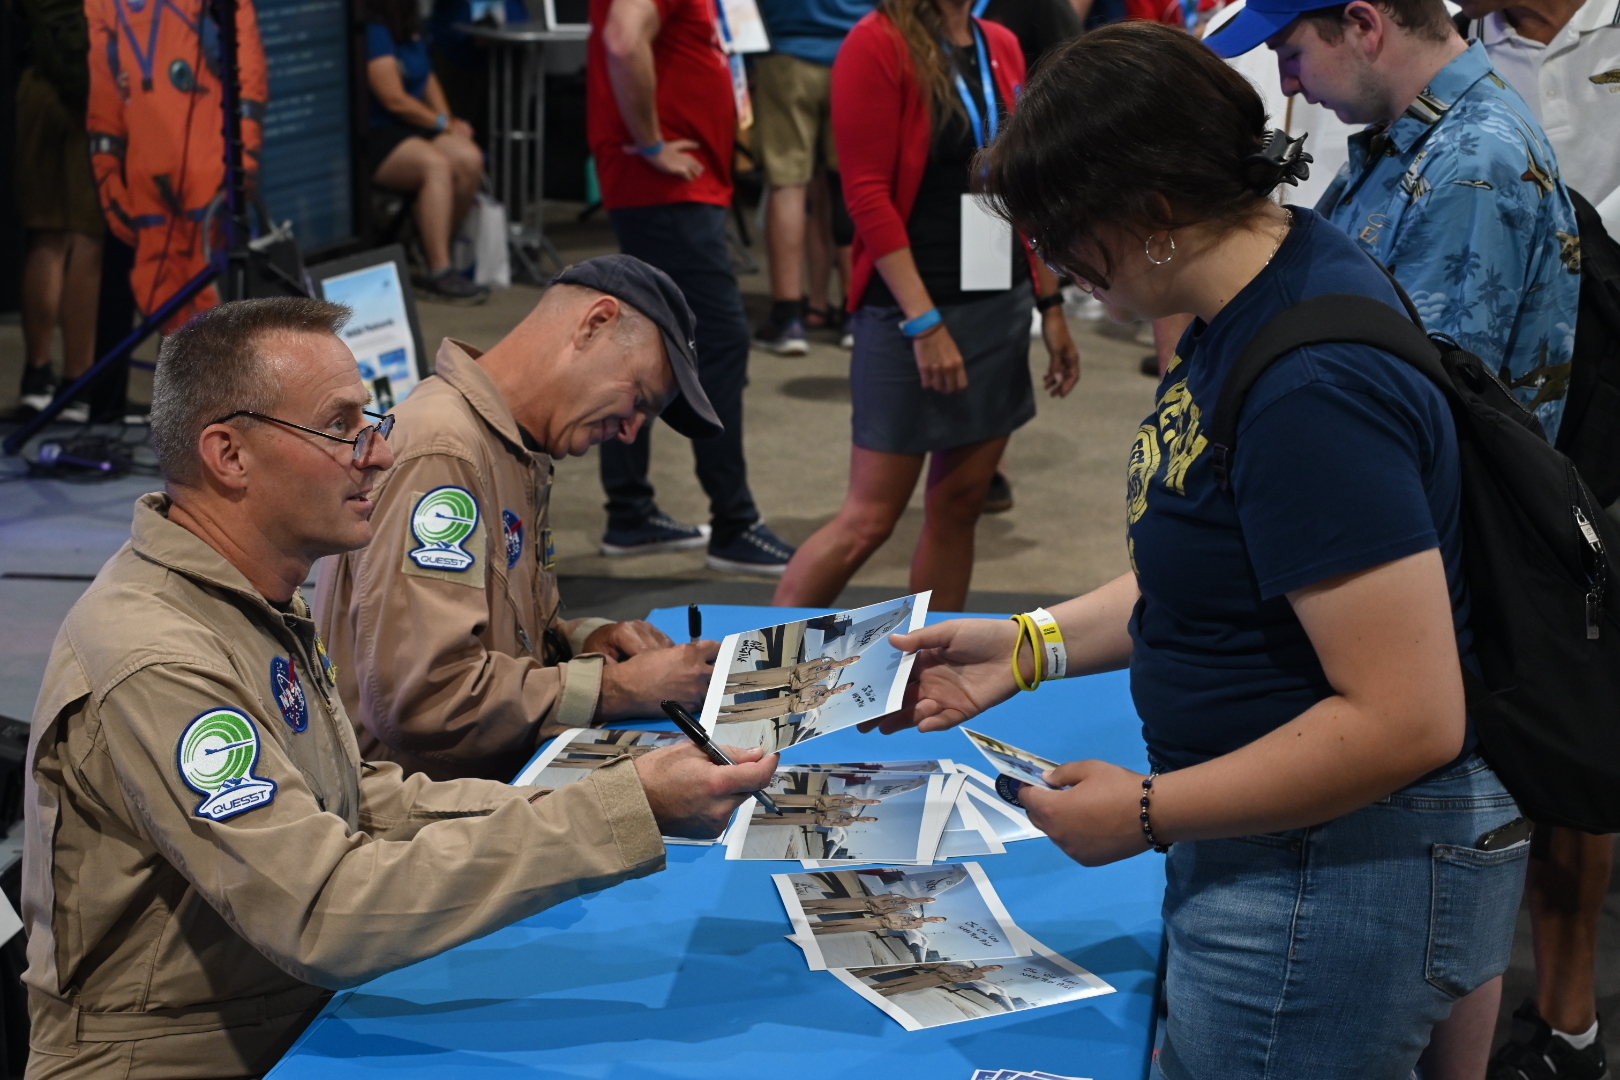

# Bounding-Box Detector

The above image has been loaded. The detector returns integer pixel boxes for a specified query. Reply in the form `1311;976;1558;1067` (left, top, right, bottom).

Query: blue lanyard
971;0;990;15
950;22;997;148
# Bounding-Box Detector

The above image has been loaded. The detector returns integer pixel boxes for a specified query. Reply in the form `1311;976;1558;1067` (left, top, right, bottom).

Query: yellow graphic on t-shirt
1126;376;1211;526
1157;379;1209;495
1126;423;1161;525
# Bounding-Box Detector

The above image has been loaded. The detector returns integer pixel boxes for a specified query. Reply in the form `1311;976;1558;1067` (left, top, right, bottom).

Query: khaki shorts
14;68;105;236
752;53;837;187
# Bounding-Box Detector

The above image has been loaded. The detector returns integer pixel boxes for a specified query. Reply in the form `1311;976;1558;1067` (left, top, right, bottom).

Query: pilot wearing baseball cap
316;253;727;782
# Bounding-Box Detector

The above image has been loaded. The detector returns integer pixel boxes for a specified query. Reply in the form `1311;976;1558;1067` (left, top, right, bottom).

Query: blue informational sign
256;0;353;251
320;259;421;405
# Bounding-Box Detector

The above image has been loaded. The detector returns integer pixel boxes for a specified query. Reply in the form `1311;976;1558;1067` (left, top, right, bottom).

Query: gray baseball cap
550;255;723;440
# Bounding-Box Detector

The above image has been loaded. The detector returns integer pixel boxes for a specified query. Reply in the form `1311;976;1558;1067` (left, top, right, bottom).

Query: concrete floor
1;206;1615;1065
0;206;1159;602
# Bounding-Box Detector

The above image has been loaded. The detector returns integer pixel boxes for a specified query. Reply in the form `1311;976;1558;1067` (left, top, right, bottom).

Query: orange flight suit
86;0;267;329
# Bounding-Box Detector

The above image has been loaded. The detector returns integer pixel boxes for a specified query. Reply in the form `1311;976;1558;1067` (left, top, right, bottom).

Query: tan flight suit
771;793;878;810
810;912;937;934
723;657;850;694
315;340;613;782
24;495;664;1079
874;964;999;996
800;894;925;914
717;682;848;723
754;808;872;827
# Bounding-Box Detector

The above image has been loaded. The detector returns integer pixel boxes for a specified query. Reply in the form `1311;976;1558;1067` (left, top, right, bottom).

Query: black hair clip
1246;129;1313;190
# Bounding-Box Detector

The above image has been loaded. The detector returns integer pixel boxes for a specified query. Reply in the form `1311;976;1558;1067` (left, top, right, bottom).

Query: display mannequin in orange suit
86;0;267;328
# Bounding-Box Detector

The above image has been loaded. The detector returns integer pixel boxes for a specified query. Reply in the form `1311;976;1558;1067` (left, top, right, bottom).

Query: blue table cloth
270;605;1166;1080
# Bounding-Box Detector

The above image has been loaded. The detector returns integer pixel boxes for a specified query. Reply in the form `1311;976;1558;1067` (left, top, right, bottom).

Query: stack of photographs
775;863;1113;1031
699;593;930;754
722;760;1044;867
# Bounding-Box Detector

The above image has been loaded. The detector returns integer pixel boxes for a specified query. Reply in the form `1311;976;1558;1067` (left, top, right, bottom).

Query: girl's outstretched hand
858;618;1023;735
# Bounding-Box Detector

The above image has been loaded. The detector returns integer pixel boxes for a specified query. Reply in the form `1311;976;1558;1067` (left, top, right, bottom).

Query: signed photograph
832;942;1114;1031
699;594;930;754
725;767;959;865
774;863;1027;971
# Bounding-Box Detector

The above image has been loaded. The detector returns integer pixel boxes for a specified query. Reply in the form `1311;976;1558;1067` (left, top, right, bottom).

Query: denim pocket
1425;839;1529;998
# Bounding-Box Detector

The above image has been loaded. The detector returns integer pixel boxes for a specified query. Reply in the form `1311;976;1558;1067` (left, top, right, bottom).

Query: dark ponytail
977;22;1286;286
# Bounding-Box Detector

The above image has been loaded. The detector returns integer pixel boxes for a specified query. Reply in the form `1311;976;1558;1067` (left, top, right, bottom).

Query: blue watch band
899;308;943;338
637;140;665;157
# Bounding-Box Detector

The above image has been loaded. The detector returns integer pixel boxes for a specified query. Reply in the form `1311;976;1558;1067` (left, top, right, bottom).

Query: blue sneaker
706;522;796;576
600;513;710;557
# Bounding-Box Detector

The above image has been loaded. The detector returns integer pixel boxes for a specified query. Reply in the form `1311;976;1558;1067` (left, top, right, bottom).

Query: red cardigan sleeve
831;15;917;266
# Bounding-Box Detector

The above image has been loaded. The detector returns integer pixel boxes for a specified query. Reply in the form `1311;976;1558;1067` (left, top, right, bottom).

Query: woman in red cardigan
771;0;1079;612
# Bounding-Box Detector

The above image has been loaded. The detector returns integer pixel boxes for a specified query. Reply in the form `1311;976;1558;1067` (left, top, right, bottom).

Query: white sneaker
57;400;91;424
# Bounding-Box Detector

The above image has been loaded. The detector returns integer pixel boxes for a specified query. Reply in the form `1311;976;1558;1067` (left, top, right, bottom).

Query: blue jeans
602;203;759;543
1152;755;1528;1080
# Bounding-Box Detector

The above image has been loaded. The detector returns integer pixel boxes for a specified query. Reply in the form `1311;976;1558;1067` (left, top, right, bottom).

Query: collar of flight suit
431;339;538;464
129;492;311;622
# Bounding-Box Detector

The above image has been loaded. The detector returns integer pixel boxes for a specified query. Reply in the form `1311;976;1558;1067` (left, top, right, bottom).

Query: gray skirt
851;283;1037;455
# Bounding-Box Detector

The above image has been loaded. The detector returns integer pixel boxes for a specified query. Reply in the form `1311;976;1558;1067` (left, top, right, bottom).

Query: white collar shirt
1476;0;1620;233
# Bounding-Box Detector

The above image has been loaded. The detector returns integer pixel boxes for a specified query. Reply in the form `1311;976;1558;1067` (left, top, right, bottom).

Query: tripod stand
4;0;275;457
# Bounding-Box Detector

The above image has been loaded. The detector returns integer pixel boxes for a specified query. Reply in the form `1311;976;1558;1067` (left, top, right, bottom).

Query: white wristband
1027;607;1067;680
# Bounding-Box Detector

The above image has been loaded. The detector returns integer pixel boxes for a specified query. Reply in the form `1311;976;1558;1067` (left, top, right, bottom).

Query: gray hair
150;297;351;487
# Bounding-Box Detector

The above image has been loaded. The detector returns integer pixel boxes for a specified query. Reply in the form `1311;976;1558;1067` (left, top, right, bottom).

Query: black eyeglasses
211;409;396;462
1026;236;1109;293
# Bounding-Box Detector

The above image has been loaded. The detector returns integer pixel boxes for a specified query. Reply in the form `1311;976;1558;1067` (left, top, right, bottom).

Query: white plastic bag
453;193;511;288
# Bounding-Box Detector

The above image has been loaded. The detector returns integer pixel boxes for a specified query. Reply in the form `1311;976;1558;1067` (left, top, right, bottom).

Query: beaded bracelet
1140;773;1170;853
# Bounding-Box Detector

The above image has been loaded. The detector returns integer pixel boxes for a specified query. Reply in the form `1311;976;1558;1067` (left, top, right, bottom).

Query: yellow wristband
1009;612;1044;692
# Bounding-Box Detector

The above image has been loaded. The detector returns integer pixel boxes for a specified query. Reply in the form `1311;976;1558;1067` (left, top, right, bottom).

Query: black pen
687;603;702;643
660;699;781;815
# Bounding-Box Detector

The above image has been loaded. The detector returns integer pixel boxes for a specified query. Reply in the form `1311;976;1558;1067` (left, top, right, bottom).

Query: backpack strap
1208;294;1449;489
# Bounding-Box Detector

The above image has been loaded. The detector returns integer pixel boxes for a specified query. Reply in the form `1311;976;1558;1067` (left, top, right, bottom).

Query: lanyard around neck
949;22;997;148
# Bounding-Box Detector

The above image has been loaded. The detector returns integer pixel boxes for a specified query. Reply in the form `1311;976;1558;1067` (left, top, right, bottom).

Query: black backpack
1207;289;1620;833
1554;188;1620;508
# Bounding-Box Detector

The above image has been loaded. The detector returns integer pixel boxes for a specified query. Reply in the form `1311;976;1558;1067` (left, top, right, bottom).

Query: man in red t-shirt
587;0;796;574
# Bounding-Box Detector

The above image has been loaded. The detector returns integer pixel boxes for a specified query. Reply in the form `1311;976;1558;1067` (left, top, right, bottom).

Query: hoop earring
1144;232;1175;266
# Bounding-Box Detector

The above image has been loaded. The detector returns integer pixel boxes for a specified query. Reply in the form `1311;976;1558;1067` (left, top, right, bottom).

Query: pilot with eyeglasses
20;293;773;1078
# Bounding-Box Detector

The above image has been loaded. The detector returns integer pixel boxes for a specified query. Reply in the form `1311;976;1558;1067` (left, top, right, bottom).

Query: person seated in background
362;0;490;303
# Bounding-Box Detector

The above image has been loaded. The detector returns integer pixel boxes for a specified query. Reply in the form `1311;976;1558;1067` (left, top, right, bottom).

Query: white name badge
960;193;1013;292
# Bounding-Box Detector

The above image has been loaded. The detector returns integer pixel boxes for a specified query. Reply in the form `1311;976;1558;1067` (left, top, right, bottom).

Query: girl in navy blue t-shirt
870;23;1527;1079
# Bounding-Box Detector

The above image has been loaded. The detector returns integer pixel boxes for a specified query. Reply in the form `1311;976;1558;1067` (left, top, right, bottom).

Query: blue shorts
1151;755;1528;1080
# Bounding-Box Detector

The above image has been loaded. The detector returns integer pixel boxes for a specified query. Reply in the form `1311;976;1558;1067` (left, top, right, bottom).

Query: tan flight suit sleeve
96;660;663;989
351;450;605;772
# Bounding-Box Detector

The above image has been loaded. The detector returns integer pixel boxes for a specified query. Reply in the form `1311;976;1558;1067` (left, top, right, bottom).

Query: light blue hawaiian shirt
1318;41;1581;441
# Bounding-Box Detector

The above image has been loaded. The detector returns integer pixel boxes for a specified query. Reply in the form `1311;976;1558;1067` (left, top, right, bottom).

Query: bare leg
1152;314;1194;377
433;131;484;235
911;437;1007;611
767;183;809;303
1530;828;1614;1034
22;231;72;370
374;137;457;271
61;233;104;380
772;446;925;606
1419;976;1502;1080
806;171;834;314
